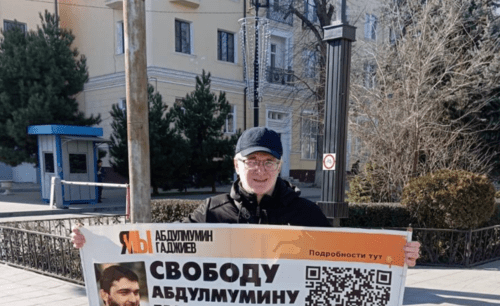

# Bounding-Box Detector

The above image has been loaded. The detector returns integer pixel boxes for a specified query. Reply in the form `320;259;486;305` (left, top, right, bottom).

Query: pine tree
0;11;100;166
172;70;238;193
109;84;189;195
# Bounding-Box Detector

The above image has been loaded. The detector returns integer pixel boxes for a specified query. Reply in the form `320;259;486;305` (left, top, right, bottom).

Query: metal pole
254;15;259;127
124;0;151;223
54;0;58;27
243;0;247;129
251;0;268;127
317;0;355;227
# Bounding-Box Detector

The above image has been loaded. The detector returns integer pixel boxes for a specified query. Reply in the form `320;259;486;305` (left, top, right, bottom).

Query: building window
364;14;377;40
218;30;235;63
69;154;87;174
301;111;318;160
175;19;191;54
304;0;318;23
302;50;317;78
44;153;54;173
363;63;376;89
116;21;124;54
270;44;277;68
224;105;236;134
268;110;287;121
118;98;126;111
3;20;27;33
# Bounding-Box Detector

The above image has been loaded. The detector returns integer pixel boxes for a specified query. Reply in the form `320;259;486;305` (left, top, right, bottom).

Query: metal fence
0;216;127;284
393;226;500;267
1;217;499;285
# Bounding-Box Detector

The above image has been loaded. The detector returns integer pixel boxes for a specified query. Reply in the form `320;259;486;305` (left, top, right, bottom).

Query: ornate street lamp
317;0;355;226
240;0;271;127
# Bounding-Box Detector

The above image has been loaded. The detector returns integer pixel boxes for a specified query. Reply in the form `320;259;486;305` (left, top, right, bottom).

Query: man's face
234;151;281;197
100;277;140;306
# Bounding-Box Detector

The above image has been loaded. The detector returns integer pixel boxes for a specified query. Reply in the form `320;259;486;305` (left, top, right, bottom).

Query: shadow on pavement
404;287;500;305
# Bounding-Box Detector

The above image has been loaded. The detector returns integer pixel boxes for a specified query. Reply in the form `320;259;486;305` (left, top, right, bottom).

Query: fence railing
267;66;294;85
391;226;500;267
0;216;127;284
50;177;130;216
1;217;498;284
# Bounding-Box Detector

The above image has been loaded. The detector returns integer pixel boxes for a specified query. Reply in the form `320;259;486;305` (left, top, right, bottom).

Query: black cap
235;127;283;159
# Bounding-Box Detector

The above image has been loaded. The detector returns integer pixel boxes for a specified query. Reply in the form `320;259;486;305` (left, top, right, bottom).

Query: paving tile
0;295;23;303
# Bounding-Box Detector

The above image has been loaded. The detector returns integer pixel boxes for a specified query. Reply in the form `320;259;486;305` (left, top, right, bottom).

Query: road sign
323;153;336;170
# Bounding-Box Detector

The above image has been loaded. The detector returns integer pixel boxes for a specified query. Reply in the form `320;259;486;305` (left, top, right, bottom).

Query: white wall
12;163;38;183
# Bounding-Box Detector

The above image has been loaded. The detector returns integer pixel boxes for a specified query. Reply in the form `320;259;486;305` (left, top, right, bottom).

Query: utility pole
124;0;151;223
317;0;354;226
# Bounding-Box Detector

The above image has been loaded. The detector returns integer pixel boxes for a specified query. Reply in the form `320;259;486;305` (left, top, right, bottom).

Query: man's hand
70;225;86;249
404;241;421;267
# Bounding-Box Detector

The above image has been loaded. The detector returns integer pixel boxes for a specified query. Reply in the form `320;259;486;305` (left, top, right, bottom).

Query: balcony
266;1;293;26
267;67;294;86
105;0;123;9
170;0;200;8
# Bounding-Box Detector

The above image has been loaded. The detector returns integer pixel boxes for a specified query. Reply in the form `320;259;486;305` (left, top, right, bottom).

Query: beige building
0;0;389;183
59;0;314;181
0;0;56;33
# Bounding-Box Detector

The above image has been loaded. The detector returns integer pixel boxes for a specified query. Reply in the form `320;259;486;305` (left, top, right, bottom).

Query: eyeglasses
238;159;281;171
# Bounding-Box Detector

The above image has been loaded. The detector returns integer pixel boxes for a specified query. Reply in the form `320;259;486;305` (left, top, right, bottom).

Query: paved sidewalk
404;260;500;305
0;263;88;306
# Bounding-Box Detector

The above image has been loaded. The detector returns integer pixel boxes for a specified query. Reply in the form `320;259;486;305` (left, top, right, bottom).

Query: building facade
1;0;389;183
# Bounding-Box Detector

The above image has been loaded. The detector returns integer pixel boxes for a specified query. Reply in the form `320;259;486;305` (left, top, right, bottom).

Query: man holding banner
72;127;420;306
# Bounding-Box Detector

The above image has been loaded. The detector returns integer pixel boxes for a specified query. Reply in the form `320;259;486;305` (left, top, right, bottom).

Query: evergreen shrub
347;162;396;203
151;199;203;223
150;199;413;227
401;169;496;229
341;203;412;228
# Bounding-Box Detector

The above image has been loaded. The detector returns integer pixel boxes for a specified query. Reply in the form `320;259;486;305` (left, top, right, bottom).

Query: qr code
305;266;392;306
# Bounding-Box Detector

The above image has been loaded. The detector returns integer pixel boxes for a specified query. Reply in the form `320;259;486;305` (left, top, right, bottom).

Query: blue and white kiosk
28;125;109;205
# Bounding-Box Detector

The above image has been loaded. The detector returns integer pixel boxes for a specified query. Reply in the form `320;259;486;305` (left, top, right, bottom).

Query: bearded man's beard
106;297;140;306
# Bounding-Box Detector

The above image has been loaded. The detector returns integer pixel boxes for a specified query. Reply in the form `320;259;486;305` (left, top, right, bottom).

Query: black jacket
183;177;331;227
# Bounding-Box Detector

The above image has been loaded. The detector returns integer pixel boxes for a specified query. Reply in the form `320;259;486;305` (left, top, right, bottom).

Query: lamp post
251;0;269;127
317;0;355;226
240;1;270;128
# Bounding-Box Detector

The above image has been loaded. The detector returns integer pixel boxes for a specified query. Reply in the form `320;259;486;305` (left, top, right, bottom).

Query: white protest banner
79;224;411;306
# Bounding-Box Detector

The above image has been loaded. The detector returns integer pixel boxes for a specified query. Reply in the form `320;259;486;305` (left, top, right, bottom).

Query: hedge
150;199;499;228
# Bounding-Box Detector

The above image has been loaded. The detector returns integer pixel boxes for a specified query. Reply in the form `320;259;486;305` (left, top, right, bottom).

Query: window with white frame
116;21;124;54
302;49;318;78
301;111;318;160
3;20;27;33
364;14;377;40
175;19;191;54
268;110;287;121
218;30;235;63
118;98;126;111
304;0;318;23
224;105;236;134
363;63;376;89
